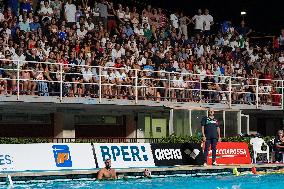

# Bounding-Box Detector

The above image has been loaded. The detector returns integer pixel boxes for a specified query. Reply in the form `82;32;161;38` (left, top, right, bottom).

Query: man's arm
201;125;206;141
217;126;221;141
97;170;103;180
111;170;117;179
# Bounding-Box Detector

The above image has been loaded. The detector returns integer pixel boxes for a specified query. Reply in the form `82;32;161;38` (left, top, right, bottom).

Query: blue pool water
2;174;284;189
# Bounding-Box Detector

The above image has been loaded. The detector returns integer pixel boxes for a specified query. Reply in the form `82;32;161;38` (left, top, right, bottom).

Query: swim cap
251;167;257;174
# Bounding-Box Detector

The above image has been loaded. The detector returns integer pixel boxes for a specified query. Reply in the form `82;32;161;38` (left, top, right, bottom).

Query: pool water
2;174;284;189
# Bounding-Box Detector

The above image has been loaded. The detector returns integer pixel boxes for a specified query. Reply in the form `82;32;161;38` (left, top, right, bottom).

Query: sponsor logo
154;149;182;160
0;155;12;165
52;145;72;167
184;148;200;159
100;145;149;162
209;148;247;158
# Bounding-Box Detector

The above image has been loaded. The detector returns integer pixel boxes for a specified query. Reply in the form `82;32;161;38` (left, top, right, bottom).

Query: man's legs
203;139;211;164
211;138;218;164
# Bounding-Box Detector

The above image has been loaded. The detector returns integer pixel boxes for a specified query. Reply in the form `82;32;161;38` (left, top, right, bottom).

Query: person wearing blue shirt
124;23;134;37
30;16;41;32
20;0;32;14
202;108;221;166
8;0;19;16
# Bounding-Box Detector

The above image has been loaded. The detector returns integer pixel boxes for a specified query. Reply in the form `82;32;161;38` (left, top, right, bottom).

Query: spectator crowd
0;0;283;105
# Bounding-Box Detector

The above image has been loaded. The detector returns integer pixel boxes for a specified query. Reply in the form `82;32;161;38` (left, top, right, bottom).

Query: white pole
256;78;259;109
59;63;63;102
135;69;138;104
169;109;174;135
281;80;284;110
246;115;250;134
229;76;232;108
16;60;20;100
99;66;102;103
223;110;226;137
189;109;192;136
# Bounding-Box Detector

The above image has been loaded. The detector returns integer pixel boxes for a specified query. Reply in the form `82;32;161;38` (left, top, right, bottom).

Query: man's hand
202;136;206;142
218;137;222;142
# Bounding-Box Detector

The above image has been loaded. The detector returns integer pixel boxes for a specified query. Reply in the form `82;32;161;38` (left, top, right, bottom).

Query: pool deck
1;164;284;181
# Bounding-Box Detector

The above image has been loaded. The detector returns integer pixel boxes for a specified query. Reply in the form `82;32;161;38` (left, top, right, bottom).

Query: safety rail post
281;80;284;110
168;72;171;101
16;60;20;100
199;76;202;103
135;69;138;104
229;76;232;108
256;78;259;109
99;66;102;103
59;63;63;102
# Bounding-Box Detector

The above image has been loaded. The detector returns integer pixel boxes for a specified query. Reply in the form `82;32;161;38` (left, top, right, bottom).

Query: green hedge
0;136;274;144
0;138;51;144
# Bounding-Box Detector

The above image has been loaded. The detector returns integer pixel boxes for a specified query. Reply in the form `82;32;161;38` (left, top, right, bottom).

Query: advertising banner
150;143;203;166
92;143;155;168
0;143;96;172
207;142;251;164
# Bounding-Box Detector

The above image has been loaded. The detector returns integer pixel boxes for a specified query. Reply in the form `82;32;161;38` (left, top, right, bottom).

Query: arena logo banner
207;142;251;165
0;144;96;172
151;143;203;166
92;143;155;168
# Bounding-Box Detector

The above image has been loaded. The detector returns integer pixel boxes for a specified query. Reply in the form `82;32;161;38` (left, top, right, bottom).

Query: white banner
93;143;155;168
0;143;96;172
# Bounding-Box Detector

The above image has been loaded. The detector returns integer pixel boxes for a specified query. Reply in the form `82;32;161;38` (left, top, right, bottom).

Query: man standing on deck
97;159;117;180
201;108;221;166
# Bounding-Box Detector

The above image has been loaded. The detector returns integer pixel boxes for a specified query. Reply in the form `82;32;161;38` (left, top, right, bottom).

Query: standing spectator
50;0;63;19
235;20;252;37
130;6;139;28
38;0;53;22
64;0;77;25
203;9;214;36
8;0;18;16
170;11;179;33
279;29;284;51
192;9;204;34
158;8;167;29
179;12;191;39
202;108;221;166
97;0;108;30
20;0;32;14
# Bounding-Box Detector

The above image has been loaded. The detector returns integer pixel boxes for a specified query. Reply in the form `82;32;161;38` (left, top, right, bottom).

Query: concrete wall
53;113;75;138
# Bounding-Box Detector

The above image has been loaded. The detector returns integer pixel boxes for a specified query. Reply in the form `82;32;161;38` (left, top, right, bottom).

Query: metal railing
0;59;283;109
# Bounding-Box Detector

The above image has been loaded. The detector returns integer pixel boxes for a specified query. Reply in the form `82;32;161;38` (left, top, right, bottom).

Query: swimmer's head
105;159;111;169
143;169;151;177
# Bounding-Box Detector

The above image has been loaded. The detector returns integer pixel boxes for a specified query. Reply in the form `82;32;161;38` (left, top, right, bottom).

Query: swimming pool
2;174;284;189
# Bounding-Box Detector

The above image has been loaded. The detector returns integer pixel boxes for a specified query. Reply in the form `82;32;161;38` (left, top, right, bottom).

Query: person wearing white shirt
192;9;204;33
64;0;76;23
138;55;146;66
82;66;93;82
85;18;95;31
203;9;214;36
38;1;53;21
0;12;4;22
170;12;179;30
12;48;26;68
77;26;87;40
134;24;144;36
111;46;123;62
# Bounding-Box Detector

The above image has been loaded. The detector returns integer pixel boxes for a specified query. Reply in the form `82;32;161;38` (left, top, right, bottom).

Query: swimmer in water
143;169;152;178
97;159;117;180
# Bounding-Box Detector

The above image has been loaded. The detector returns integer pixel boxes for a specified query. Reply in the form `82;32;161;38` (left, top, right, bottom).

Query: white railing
0;59;283;109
